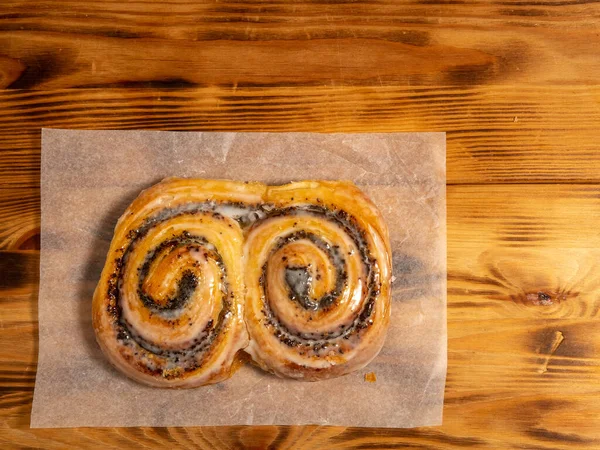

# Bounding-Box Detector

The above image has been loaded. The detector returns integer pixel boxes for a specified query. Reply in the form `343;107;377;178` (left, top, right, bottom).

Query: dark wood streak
335;427;486;447
0;251;38;289
7;49;78;90
498;0;600;6
526;428;597;444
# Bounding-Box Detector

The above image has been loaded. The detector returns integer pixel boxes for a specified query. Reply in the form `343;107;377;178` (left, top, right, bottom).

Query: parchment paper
32;129;446;428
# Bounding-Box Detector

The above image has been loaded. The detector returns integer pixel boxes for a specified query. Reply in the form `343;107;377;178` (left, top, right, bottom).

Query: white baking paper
32;129;446;428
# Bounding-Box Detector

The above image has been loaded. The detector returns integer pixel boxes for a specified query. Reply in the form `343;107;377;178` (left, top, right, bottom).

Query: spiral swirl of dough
93;179;256;387
244;181;391;380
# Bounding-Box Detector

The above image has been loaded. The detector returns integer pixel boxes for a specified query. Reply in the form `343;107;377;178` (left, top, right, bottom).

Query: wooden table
1;1;599;448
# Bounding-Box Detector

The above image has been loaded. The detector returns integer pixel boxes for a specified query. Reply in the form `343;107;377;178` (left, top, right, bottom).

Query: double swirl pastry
93;179;391;387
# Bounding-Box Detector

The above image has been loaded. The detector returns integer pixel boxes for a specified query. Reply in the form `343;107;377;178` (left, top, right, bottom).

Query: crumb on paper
364;372;377;383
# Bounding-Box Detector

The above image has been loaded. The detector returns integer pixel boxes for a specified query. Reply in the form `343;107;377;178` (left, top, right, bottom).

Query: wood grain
1;1;599;89
2;185;600;448
1;0;600;447
0;86;599;188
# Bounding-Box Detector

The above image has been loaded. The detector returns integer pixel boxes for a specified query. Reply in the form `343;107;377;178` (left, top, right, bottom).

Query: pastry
92;179;254;387
244;181;391;380
93;179;391;386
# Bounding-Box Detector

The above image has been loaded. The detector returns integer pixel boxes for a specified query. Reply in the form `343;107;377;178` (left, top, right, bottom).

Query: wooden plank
0;1;599;89
1;184;600;447
0;188;39;250
0;85;599;187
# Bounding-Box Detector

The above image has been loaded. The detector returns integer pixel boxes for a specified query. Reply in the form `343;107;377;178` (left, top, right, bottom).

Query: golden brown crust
244;181;391;381
92;179;256;388
93;178;391;386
